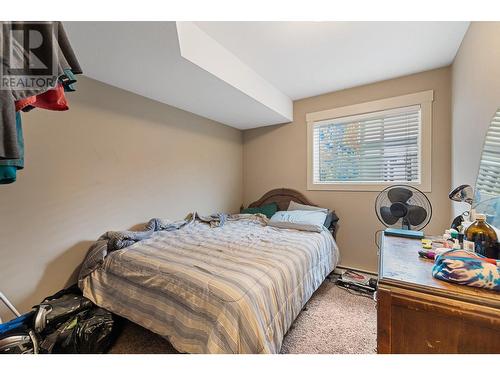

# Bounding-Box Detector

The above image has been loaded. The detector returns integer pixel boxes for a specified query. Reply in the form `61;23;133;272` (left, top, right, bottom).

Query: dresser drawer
377;286;500;353
377;235;500;354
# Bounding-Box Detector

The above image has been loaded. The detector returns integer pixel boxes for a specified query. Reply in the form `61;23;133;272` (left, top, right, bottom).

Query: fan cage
375;185;432;231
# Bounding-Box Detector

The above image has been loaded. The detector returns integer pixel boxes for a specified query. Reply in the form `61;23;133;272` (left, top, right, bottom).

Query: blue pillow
268;210;327;232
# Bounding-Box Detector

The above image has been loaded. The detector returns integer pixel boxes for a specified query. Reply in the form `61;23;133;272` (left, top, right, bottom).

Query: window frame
306;90;433;192
475;108;500;198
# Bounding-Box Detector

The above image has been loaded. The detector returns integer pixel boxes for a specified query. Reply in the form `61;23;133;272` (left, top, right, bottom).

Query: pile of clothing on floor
0;21;82;184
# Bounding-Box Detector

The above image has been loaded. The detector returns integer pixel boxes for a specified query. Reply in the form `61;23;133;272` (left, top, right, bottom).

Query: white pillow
288;200;328;213
268;210;327;232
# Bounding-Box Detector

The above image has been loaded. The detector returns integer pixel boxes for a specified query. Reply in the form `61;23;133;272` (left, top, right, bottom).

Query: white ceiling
64;21;469;129
196;22;470;100
64;22;292;129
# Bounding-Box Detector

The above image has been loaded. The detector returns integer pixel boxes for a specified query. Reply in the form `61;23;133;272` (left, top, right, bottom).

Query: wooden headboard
248;188;315;211
245;188;339;238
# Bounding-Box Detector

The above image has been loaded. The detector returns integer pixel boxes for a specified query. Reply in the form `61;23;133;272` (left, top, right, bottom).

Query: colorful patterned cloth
432;249;500;291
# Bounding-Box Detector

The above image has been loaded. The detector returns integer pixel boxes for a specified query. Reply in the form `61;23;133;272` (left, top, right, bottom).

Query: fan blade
390;202;408;218
380;206;399;225
406;205;428;226
388;187;413;203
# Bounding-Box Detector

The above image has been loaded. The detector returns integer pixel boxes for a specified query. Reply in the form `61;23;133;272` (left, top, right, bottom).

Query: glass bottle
464;214;499;259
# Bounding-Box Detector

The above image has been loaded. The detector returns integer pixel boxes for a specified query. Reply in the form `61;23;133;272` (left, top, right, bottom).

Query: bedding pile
78;213;265;282
79;213;338;353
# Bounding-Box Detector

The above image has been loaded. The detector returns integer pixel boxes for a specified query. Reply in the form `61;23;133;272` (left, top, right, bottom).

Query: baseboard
334;265;378;276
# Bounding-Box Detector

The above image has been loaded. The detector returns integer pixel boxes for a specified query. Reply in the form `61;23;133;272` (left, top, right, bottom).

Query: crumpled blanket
432;249;500;291
78;212;268;285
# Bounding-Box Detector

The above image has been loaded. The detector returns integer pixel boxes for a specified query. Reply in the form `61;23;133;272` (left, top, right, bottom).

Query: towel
432;249;500;291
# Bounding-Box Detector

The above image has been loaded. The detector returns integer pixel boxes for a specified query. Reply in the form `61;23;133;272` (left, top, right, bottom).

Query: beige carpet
110;280;377;354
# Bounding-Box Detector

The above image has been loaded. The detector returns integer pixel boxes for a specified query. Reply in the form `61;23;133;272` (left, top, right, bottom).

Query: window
307;91;433;191
476;108;500;198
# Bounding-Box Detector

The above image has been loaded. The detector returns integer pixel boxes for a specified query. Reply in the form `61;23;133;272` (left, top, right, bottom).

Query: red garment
15;84;69;112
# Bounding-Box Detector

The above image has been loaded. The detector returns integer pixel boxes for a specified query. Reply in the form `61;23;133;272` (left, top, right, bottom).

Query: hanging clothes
4;21;82;102
0;72;79;184
0;22;81;184
0;22;82;162
15;83;69;112
0;90;19;160
0;112;24;184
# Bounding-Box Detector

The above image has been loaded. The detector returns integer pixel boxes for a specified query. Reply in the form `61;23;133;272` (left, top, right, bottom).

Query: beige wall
451;22;500;216
243;67;452;272
0;59;460;317
0;76;243;316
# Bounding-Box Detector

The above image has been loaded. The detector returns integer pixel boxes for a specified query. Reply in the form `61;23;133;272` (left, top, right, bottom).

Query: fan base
384;228;424;239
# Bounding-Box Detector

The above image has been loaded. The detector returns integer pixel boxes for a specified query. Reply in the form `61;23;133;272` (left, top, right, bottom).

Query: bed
80;188;340;354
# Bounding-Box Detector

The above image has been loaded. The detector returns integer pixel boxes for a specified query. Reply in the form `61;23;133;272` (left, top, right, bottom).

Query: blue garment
0;112;23;184
61;68;77;92
432;249;500;291
0;313;32;335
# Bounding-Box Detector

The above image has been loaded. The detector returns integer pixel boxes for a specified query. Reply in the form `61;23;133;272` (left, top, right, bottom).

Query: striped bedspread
80;216;339;353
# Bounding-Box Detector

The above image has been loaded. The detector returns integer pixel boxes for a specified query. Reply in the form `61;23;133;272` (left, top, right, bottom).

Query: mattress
81;217;339;353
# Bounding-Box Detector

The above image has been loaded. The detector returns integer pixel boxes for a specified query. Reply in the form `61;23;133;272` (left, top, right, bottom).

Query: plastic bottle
464;214;499;259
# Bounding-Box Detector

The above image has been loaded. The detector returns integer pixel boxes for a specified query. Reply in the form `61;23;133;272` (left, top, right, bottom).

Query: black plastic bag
34;285;116;354
35;291;94;334
51;307;115;354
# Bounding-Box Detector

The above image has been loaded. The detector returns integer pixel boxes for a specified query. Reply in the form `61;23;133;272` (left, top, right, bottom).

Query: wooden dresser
377;235;500;353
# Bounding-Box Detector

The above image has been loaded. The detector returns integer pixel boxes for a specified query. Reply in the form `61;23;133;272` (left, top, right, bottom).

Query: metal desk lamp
448;184;474;229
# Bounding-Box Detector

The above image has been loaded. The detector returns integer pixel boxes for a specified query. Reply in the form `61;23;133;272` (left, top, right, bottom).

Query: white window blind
476;109;500;196
312;105;421;184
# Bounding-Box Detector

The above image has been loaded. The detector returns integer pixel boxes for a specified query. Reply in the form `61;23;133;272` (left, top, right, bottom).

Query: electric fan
375;185;432;238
